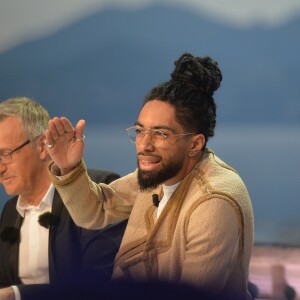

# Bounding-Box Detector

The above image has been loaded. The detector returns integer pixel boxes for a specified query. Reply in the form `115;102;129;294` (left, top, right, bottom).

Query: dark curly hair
143;53;222;146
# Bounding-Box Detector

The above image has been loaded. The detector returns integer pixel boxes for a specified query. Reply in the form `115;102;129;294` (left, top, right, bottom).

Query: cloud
0;0;300;53
181;0;300;27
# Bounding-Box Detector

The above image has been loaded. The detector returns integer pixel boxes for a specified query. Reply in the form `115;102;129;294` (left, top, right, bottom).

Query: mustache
137;152;161;158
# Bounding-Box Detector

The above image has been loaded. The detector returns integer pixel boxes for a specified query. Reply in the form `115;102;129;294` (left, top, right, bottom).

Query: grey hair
0;97;50;141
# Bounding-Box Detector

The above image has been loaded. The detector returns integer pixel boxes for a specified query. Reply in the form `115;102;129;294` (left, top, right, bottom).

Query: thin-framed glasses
126;126;195;147
0;140;31;164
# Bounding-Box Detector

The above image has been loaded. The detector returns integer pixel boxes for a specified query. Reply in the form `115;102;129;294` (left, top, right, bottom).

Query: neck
22;181;51;206
164;153;202;186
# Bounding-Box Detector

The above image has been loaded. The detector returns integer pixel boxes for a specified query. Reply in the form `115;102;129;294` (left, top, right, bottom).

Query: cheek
165;142;189;157
12;156;37;181
2;174;25;195
135;144;142;156
159;150;177;167
168;145;188;163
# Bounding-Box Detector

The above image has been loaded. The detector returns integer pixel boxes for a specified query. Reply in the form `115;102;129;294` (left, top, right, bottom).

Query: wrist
59;160;81;175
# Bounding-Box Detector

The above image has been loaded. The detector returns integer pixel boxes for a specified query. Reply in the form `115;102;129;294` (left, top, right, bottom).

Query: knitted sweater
49;149;254;299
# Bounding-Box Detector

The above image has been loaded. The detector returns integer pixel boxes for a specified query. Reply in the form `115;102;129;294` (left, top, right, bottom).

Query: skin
0;287;14;300
45;100;205;183
0;116;50;205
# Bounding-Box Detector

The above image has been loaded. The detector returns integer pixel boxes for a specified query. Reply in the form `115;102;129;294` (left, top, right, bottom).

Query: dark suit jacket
0;169;127;297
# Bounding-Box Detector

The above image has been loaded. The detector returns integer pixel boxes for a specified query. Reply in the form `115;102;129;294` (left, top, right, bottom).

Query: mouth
138;155;161;171
0;176;14;185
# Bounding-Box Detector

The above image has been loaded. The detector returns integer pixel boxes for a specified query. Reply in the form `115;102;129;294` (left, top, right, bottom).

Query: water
1;124;299;246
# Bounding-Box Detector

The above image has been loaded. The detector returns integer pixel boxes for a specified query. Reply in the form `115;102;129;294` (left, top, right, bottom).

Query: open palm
44;117;85;172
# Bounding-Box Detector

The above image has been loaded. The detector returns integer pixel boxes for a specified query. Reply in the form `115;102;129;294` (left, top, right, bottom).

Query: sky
1;0;300;53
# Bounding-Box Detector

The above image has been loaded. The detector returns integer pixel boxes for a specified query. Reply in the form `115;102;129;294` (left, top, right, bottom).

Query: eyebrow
134;121;175;133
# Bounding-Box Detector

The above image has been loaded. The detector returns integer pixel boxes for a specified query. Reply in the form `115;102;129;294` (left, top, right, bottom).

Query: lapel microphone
0;227;20;245
152;194;160;207
38;212;58;228
0;212;58;244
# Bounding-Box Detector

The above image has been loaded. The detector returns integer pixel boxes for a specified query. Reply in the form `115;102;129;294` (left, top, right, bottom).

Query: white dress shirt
11;184;55;300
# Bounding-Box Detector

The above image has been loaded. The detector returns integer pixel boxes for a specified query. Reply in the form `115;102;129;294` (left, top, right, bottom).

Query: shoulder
0;197;19;240
195;149;251;201
0;196;18;219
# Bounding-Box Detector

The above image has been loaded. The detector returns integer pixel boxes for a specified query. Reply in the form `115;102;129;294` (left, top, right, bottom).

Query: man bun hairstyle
144;52;222;146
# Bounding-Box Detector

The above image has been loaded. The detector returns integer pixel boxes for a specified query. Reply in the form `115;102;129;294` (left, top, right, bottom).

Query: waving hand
44;117;85;174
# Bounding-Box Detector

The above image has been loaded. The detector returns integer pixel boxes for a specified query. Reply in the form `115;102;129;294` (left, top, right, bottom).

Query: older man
0;97;126;300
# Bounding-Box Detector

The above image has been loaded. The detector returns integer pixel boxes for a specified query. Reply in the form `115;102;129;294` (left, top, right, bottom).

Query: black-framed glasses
126;126;195;147
0;140;31;164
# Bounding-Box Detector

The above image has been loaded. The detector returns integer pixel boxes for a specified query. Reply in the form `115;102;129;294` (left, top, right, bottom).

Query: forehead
0;116;25;147
137;100;180;129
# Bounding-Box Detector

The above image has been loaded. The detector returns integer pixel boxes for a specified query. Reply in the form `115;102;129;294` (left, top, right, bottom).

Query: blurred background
0;0;300;298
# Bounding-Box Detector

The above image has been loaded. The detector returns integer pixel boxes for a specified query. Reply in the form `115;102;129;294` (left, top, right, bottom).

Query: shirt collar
16;184;55;217
162;181;181;199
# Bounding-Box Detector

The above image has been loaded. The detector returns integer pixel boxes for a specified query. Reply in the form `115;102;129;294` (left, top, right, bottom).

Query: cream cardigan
49;149;254;299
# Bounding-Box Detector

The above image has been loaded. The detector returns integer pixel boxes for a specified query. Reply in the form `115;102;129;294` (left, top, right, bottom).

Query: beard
137;156;183;192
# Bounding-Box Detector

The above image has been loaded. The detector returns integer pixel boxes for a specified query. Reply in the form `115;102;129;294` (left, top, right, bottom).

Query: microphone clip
152;194;160;207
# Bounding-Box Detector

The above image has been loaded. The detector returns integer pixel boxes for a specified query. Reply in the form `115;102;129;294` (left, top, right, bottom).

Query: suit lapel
10;212;23;284
51;190;63;221
48;190;63;282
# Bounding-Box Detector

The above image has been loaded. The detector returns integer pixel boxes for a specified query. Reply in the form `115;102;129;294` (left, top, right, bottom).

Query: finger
44;126;55;144
43;129;55;148
46;142;55;149
61;117;75;133
75;120;85;141
48;118;62;138
74;134;85;142
52;117;67;136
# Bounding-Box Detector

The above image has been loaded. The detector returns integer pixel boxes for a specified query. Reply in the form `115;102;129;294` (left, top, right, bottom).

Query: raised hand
44;117;85;174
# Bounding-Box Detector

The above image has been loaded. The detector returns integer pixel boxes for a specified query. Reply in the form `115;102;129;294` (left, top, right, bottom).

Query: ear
36;135;50;160
189;134;205;157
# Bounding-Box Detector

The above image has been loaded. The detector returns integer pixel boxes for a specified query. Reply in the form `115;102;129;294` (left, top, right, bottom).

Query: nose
137;132;154;152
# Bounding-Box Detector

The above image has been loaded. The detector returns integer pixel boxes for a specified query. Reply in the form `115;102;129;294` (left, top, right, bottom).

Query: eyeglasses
0;140;31;164
126;126;195;147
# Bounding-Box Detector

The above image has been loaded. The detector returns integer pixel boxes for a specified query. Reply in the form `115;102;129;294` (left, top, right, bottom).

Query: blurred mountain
0;4;299;125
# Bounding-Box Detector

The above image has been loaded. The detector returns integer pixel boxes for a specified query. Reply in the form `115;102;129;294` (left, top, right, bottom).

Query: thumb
75;119;86;139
